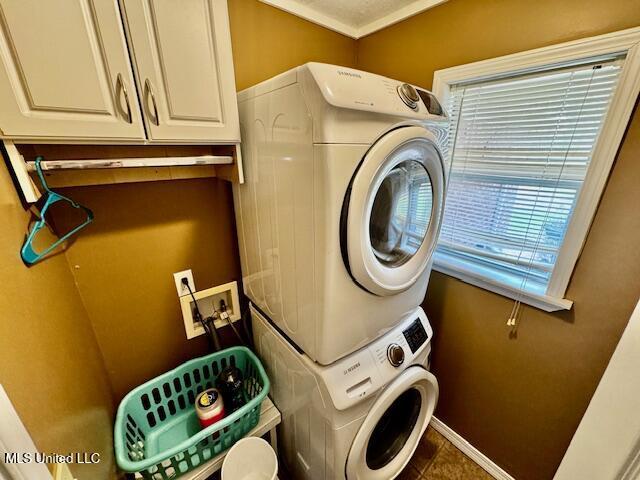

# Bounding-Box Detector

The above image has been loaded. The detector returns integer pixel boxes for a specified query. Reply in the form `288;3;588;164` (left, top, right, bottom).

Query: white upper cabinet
121;0;240;143
0;0;145;141
0;0;240;144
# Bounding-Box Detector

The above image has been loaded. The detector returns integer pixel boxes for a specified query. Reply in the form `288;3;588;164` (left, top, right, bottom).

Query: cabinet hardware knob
144;78;160;126
115;73;132;123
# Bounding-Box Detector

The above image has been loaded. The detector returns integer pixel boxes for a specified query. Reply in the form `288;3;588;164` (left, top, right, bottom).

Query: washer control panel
403;318;429;353
315;307;433;410
387;343;405;367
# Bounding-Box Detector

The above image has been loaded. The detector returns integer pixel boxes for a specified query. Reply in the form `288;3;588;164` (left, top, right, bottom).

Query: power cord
216;299;247;347
181;278;221;352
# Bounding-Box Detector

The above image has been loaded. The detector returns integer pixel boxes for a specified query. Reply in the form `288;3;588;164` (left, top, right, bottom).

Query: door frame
554;296;640;479
0;385;52;480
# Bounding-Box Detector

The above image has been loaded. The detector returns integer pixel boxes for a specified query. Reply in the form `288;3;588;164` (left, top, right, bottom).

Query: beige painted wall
0;163;115;479
357;1;640;479
228;0;357;91
55;179;239;401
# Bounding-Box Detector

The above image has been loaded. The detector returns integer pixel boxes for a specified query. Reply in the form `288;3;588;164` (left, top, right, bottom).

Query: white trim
432;27;640;100
259;0;447;39
0;385;52;480
430;416;515;480
554;297;640;479
548;40;640;297
355;0;448;38
434;257;573;312
259;0;358;37
2;141;40;203
432;26;640;308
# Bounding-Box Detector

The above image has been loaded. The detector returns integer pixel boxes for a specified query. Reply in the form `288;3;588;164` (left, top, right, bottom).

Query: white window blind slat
435;57;623;294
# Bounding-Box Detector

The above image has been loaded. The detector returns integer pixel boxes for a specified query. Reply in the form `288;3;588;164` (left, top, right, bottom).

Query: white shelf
184;397;281;480
25;155;233;171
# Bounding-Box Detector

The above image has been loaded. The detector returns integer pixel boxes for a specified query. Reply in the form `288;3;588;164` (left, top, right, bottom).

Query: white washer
234;63;448;365
251;304;438;480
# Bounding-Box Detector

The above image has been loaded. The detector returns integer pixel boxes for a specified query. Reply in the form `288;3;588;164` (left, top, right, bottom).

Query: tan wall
55;179;239;401
0;163;115;479
357;1;640;479
228;0;357;91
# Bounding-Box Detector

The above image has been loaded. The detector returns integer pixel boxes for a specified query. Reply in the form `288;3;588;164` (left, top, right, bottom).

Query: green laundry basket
114;346;270;479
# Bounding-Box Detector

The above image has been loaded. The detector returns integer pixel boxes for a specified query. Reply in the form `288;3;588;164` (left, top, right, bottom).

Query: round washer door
346;366;439;480
344;126;445;296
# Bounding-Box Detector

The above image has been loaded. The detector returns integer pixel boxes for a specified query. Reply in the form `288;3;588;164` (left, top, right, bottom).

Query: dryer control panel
316;307;433;411
305;62;447;121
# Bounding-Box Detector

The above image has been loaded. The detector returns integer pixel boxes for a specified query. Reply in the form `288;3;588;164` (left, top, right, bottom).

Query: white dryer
251;304;438;480
234;63;448;365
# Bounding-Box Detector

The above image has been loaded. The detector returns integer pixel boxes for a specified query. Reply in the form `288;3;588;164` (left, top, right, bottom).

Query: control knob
398;83;420;110
387;343;405;367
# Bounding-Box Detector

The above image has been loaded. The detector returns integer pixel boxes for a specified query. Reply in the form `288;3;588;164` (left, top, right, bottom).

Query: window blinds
435;57;623;294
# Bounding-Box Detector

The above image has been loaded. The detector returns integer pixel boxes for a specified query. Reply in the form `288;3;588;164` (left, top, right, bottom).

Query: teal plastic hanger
20;156;94;266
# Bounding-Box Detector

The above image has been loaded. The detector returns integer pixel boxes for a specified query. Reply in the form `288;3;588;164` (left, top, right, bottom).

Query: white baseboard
430;416;515;480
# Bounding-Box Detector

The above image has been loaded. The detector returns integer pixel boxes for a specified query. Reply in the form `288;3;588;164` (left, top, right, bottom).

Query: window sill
432;254;573;312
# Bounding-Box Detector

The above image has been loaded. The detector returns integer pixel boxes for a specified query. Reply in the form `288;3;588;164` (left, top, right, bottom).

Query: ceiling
260;0;448;39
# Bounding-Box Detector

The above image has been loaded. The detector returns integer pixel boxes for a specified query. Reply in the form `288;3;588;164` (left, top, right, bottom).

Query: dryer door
342;126;445;296
346;366;438;479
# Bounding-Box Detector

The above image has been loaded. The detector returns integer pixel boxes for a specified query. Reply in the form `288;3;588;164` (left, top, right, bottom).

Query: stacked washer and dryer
232;63;449;480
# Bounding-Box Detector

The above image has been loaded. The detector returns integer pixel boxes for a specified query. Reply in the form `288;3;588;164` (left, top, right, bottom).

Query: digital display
403;318;428;353
417;89;444;116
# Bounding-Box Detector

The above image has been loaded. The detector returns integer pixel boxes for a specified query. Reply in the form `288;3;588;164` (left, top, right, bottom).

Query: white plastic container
221;437;278;480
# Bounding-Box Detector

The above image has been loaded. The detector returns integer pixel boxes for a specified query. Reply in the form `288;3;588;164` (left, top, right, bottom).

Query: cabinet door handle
144;79;160;126
115;73;132;123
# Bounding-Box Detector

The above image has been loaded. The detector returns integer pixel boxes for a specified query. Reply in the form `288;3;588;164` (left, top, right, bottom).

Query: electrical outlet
173;269;195;297
53;463;76;480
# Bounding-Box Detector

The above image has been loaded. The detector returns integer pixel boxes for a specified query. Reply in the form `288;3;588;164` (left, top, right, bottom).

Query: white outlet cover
173;270;195;297
180;281;241;339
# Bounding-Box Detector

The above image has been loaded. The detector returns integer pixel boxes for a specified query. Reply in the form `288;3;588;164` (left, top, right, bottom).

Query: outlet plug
173;269;195;296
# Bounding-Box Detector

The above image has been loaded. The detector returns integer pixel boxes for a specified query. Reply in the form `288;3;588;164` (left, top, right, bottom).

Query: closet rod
25;155;233;171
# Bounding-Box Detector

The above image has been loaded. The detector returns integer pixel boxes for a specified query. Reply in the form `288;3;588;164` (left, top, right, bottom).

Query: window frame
432;27;640;312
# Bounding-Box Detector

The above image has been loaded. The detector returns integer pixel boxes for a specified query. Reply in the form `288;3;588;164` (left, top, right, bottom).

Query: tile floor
212;427;493;479
398;427;494;480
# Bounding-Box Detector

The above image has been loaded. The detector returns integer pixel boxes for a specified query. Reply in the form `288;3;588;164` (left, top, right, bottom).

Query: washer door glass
370;159;433;268
366;388;422;469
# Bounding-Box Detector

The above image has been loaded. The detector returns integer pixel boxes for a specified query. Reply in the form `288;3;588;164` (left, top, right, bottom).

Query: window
432;28;640;311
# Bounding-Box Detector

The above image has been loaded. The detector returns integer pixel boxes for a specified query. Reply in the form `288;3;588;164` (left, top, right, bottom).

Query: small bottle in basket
195;388;225;428
216;365;245;413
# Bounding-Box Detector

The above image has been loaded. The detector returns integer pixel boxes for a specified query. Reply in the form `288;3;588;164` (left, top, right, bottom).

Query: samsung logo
343;362;360;375
343;362;361;375
337;71;362;78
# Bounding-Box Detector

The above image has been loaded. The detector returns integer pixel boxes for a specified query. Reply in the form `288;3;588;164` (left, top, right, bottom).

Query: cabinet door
121;0;240;143
0;0;145;141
